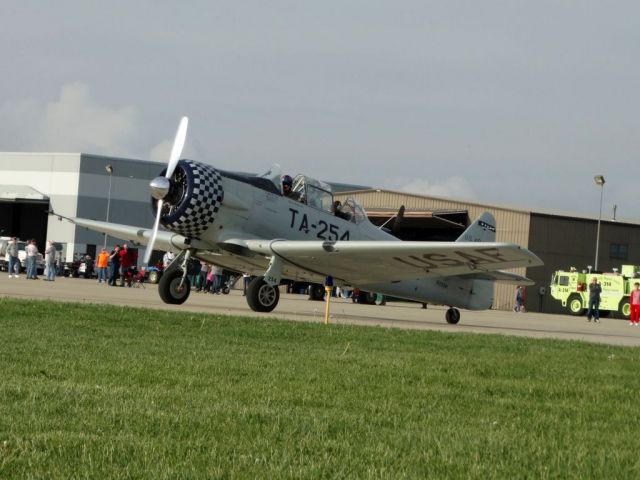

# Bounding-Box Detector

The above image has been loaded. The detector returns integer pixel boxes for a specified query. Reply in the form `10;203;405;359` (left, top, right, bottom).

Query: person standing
197;262;209;292
162;251;175;268
586;277;602;323
6;237;19;278
514;286;524;312
108;245;121;286
211;264;223;294
26;239;39;279
629;282;640;326
118;243;137;286
96;248;110;283
44;241;57;281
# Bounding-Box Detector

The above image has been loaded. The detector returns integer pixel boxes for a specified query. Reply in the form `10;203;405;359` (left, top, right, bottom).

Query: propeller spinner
144;116;189;264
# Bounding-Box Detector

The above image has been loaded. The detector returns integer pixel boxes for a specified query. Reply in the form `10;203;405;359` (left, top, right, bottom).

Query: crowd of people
5;237;59;281
184;260;249;295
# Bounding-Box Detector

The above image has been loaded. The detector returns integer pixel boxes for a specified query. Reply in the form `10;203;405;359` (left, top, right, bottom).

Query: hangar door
366;208;469;241
0;187;49;247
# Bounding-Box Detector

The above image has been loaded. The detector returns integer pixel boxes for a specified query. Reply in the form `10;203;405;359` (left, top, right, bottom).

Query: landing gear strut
445;307;461;324
246;276;280;312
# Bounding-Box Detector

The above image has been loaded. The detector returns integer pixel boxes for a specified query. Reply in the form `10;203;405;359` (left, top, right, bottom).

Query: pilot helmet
281;175;293;187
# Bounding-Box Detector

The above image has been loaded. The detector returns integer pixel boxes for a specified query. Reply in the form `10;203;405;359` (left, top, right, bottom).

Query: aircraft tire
445;307;460;324
247;276;280;312
158;269;191;305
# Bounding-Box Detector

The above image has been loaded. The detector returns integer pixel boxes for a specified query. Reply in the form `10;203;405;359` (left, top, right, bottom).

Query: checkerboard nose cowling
154;159;224;239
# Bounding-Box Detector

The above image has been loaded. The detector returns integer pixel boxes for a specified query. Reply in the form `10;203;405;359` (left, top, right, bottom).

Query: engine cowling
151;159;224;239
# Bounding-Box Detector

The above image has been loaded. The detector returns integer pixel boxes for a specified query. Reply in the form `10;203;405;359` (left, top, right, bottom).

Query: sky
1;1;638;220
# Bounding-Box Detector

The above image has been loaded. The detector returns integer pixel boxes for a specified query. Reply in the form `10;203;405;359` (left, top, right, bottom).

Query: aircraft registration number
289;208;350;241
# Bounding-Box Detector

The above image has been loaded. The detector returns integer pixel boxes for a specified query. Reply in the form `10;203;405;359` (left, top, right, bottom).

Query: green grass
0;298;639;479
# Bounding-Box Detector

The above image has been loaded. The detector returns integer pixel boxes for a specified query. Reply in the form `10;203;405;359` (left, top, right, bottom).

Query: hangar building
0;153;162;262
2;152;639;314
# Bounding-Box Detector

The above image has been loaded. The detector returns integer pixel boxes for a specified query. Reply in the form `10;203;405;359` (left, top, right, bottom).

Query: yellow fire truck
550;265;640;318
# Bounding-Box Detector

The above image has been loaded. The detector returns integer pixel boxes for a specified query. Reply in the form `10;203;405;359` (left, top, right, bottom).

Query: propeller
144;116;189;265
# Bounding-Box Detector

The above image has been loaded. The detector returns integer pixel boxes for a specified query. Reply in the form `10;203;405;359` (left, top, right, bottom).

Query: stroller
121;266;144;288
131;267;146;288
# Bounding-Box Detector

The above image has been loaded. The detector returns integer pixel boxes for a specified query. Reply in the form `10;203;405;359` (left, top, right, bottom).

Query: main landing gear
158;269;191;304
445;307;461;324
157;249;192;305
246;276;280;312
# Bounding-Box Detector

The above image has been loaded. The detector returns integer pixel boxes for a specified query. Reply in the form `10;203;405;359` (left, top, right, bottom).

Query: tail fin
456;212;496;242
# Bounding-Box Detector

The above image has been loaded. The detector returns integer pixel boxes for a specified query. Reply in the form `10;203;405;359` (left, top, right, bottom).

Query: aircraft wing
61;217;192;252
242;239;543;285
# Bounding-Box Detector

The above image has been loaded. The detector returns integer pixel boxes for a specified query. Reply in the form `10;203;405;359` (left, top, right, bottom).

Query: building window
610;243;628;260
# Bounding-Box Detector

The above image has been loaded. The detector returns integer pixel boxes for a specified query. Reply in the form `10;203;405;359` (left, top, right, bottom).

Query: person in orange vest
96;247;110;284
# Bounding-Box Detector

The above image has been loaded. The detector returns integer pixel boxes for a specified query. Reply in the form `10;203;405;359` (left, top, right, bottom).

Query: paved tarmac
1;274;639;347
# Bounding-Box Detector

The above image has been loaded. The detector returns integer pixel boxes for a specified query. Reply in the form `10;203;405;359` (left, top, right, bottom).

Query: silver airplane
60;117;543;324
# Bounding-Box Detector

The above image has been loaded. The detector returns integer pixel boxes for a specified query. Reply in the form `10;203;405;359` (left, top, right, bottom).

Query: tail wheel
445;308;460;324
618;299;630;319
247;276;280;312
158;269;191;304
568;294;586;316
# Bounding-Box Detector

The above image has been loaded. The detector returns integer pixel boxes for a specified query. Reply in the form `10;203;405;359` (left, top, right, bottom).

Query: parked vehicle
146;265;164;284
64;254;95;278
0;237;45;274
550;265;640;319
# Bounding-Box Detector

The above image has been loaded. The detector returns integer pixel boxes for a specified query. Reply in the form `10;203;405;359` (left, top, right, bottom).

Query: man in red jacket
118;243;138;287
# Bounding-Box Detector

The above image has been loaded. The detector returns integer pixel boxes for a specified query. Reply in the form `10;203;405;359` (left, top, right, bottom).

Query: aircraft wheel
247;276;280;312
568;294;586;316
445;307;460;324
158;269;191;305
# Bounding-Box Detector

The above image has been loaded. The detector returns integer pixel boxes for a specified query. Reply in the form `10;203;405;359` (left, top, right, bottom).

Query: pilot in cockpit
281;175;303;202
333;200;351;221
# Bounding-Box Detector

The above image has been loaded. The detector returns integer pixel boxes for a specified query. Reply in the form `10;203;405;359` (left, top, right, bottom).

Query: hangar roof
0;185;48;201
337;188;640;226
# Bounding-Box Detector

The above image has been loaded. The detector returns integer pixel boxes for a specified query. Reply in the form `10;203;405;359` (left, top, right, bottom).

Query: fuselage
183;169;491;310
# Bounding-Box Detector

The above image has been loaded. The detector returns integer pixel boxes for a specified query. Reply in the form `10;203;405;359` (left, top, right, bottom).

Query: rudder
456;212;496;242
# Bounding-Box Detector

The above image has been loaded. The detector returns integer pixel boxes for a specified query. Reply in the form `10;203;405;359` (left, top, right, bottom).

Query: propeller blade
144;199;163;265
165;116;189;179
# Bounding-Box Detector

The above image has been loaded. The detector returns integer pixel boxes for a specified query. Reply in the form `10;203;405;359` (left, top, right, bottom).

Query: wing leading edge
67;217;191;253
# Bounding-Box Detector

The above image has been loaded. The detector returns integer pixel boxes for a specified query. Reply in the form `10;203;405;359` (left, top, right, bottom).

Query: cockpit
258;164;369;224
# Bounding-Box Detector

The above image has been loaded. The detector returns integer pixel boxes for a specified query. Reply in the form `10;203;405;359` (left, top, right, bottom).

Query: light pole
104;164;113;248
594;175;605;271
